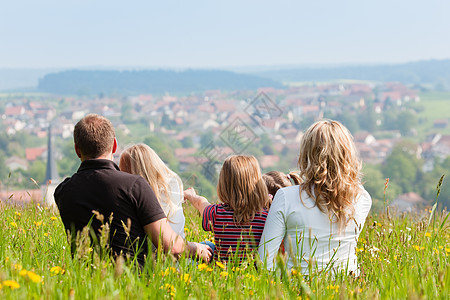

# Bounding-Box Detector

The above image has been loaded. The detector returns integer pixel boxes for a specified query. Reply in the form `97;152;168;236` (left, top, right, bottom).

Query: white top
159;173;186;239
258;185;372;275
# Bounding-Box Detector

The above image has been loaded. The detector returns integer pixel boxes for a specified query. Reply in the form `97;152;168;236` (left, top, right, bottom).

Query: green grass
414;91;450;138
0;200;449;299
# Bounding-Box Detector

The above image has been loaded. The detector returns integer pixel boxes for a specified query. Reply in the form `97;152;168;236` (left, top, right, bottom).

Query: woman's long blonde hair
119;143;177;216
217;155;270;224
298;120;362;229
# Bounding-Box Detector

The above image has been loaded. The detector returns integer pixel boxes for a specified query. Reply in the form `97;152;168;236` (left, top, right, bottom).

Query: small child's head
217;155;269;223
263;171;302;200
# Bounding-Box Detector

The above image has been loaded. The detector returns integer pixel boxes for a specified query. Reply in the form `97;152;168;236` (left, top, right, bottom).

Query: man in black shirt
55;114;211;264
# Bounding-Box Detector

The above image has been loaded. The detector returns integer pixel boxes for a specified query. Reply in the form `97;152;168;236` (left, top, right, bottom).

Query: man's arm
184;188;210;218
143;217;212;261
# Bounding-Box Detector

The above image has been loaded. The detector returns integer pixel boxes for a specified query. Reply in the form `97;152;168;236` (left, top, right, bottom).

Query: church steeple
44;123;59;184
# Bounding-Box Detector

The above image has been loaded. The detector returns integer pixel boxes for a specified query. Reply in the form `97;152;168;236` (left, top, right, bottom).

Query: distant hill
253;59;450;88
37;69;283;95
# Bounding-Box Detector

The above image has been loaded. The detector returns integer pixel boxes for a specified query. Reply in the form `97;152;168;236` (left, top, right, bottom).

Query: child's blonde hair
119;143;178;216
298;120;362;229
217;155;269;224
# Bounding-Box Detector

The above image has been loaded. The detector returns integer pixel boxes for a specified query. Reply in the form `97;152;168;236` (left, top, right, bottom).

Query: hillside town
1;81;449;211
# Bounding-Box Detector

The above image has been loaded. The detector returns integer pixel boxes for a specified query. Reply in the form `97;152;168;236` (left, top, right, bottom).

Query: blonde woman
184;155;270;262
119;144;186;238
258;120;372;275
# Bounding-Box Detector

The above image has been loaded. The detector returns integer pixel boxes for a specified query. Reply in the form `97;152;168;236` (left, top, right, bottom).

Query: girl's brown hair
217;155;269;224
298;120;362;230
263;171;302;197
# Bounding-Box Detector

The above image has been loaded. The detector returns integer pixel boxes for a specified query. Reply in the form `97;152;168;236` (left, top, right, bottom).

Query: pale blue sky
1;0;449;68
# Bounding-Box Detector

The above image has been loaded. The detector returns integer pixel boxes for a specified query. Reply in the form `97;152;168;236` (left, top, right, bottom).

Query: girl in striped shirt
184;155;270;262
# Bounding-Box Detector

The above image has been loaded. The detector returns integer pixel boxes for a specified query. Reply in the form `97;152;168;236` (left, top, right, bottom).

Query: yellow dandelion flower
232;267;240;272
291;268;298;276
0;283;2;290
50;266;65;276
206;267;213;272
2;280;20;290
216;261;225;269
44;233;49;237
10;222;17;228
34;221;42;227
249;290;254;296
164;283;175;296
15;211;21;218
183;274;191;284
19;270;28;277
198;263;208;271
445;248;450;253
245;274;256;282
13;264;22;271
50;216;57;221
393;255;398;260
220;271;228;277
425;232;431;238
27;271;42;283
413;245;421;251
438;246;443;249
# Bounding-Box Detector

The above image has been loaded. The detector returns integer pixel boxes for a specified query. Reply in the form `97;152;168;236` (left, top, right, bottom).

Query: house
26;147;46;161
354;132;376;145
175;148;197;158
433;119;448;129
5;156;29;171
0;189;42;203
390;192;426;213
259;155;280;169
3;106;26;119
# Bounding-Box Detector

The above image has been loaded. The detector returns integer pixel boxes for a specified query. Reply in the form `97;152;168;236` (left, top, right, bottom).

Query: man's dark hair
74;114;115;159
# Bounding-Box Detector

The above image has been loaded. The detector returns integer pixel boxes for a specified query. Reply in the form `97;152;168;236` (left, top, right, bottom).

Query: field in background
415;91;450;137
0;190;449;299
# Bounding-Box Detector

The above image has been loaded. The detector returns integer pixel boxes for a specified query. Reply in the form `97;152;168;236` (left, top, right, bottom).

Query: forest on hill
37;69;282;95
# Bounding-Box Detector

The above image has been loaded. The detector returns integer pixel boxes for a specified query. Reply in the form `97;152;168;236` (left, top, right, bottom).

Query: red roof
0;189;42;202
259;155;280;169
4;106;25;116
174;148;197;158
395;192;425;204
26;147;46;161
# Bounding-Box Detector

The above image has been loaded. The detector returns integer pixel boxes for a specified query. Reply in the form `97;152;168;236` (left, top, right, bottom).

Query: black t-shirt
54;159;166;264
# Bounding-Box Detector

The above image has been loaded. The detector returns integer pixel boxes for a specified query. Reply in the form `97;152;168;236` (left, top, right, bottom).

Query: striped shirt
202;204;268;262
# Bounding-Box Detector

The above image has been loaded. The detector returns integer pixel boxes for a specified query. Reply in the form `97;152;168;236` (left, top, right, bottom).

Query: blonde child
119;144;186;238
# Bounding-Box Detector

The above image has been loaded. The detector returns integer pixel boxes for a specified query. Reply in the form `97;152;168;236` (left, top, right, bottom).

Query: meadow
0;183;449;299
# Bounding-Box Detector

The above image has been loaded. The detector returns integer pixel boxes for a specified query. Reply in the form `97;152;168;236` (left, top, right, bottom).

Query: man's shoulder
54;176;72;194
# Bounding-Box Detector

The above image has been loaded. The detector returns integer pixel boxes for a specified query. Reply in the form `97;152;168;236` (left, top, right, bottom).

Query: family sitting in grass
54;114;372;275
